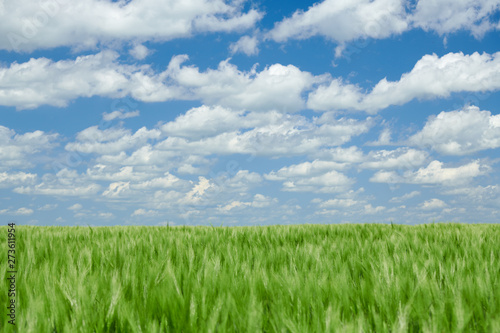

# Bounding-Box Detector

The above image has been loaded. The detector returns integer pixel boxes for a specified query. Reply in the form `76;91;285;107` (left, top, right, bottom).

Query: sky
1;0;500;226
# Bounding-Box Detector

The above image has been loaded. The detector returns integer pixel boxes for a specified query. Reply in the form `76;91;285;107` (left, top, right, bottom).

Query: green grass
1;223;499;332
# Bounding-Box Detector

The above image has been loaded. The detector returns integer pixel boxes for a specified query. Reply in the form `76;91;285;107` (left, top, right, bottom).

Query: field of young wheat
1;223;499;332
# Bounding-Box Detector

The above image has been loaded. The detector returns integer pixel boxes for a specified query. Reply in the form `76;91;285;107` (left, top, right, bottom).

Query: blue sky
1;0;500;226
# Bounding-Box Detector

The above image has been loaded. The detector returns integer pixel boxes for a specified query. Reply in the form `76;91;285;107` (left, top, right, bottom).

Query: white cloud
411;0;500;37
313;146;365;163
361;148;428;170
86;165;154;182
97;145;177;166
133;173;183;190
38;204;58;211
157;112;372;157
66;126;161;155
103;110;140;121
409;106;500;155
251;194;277;208
68;203;82;211
129;44;150;60
9;51;499;113
0;171;37;188
230;35;259;56
15;207;34;215
389;191;420;203
131;209;160;217
363;204;386;214
268;0;499;46
220;170;262;192
0;52;326;111
0;207;34;215
307;78;365;111
370;160;489;185
265;160;346;181
218;200;250;212
0;51;164;109
14;169;102;196
367;128;392;146
184;176;213;204
160;105;278;140
420;198;447;210
0;0;262;52
102;181;131;198
308;51;500;113
167;55;326;112
318;198;360;208
0;126;58;169
267;0;408;43
218;194;277;212
98;212;114;219
269;167;354;193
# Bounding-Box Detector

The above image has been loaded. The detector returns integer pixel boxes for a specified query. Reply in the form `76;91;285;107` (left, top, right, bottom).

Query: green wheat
0;223;499;332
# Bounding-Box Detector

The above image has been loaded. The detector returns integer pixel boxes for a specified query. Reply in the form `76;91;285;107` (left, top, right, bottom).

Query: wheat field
1;223;499;332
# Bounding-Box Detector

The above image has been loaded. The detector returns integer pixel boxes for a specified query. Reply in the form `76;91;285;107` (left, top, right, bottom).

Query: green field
1;223;499;332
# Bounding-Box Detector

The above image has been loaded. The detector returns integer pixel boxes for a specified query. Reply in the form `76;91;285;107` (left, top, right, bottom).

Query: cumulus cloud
370;160;489;186
0;51;154;109
14;169;102;196
219;170;263;192
313;146;365;163
86;165;157;182
308;51;500;113
129;44;151;60
16;207;34;215
0;0;262;52
0;207;34;216
160;105;278;140
0;171;37;188
98;212;114;219
68;204;82;211
443;185;500;209
282;171;353;193
389;191;420;203
66;126;161;155
218;194;277;212
131;209;160;217
98;170;186;200
420;198;447;210
0;52;326;111
266;162;354;193
133;173;183;190
230;35;259;56
265;160;346;181
363;204;386;214
318;198;360;208
38;204;58;211
103;110;140;121
184;176;213;204
5;51;499;112
361;148;428;170
167;55;326;112
409;106;500;155
0;126;58;169
411;0;500;37
267;0;408;43
268;0;499;46
157;111;373;157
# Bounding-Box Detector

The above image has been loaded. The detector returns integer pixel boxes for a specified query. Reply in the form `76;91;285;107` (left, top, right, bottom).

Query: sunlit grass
1;223;499;332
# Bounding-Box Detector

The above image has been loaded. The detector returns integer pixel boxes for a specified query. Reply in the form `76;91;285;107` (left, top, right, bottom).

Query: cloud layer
3;51;500;112
0;0;262;52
